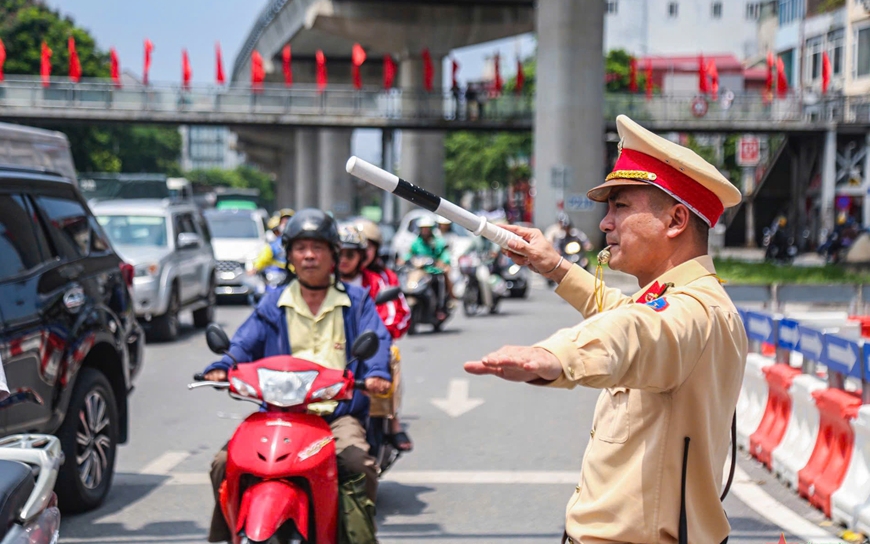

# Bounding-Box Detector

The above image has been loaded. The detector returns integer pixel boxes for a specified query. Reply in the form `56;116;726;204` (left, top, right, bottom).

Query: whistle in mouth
597;245;612;266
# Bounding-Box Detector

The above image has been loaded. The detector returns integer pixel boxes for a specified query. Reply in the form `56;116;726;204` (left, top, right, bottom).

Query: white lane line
382;470;580;484
138;451;192;476
731;466;847;544
60;535;204;543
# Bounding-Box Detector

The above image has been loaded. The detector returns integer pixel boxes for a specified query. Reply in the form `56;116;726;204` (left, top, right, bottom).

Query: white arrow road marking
430;378;484;417
800;332;824;358
828;341;858;369
748;315;773;339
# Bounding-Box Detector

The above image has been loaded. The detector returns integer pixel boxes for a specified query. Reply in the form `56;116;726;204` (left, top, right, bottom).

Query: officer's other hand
204;370;227;382
365;377;391;396
464;345;563;383
499;224;569;283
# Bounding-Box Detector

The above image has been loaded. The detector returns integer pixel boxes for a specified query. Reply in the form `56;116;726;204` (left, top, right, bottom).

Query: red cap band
611;149;724;225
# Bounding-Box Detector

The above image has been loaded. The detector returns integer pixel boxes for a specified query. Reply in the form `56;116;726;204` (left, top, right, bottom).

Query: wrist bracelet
544;256;564;275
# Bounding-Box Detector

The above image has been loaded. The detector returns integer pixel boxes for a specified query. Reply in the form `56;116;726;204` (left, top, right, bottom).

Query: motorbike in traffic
0;390;64;544
190;325;381;544
398;256;451;334
496;252;530;298
457;249;508;316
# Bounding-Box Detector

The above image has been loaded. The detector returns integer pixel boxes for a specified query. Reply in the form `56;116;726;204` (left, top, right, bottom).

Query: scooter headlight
564;241;581;255
258;369;318;407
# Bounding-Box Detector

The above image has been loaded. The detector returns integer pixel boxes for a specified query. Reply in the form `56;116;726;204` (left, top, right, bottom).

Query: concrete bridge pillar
275;137;296;211
318;129;355;219
295;128;320;209
533;0;604;240
399;52;445;218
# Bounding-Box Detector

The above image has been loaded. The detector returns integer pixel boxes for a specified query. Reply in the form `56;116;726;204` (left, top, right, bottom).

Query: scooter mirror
206;324;231;355
375;286;401;305
350;331;380;362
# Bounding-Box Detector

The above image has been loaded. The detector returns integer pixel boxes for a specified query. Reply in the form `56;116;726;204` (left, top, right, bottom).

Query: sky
44;0;535;87
43;0;535;164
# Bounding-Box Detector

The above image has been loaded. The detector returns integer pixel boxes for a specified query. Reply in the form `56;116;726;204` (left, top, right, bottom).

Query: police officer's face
599;187;670;278
290;239;334;285
420;226;433;239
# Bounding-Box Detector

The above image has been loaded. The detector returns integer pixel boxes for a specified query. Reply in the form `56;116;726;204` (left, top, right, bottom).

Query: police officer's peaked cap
282;208;340;252
588;115;742;226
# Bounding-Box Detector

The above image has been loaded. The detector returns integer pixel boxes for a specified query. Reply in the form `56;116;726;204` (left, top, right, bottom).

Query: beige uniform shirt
535;256;747;544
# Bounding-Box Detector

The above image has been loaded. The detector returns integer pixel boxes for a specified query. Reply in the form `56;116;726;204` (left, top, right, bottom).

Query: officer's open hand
365;377;391;396
499;224;570;283
464;346;563;383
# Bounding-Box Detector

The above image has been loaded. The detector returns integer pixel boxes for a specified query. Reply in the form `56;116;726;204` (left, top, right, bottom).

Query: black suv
0;167;144;512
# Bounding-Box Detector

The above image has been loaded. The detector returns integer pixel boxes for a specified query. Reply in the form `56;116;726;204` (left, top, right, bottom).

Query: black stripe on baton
394;179;440;212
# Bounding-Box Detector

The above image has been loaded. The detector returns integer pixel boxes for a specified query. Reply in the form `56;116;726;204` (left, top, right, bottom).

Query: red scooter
189;324;379;544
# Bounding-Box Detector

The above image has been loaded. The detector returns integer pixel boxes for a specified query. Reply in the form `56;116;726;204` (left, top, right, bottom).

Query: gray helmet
282;208;340;253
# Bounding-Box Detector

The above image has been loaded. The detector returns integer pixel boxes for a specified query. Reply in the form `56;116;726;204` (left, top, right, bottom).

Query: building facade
605;0;765;59
179;126;244;171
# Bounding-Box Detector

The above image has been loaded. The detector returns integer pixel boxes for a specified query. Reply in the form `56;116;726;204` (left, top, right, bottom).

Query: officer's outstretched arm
535;293;712;391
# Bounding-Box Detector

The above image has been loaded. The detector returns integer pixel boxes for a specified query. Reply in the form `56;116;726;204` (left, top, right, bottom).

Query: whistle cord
593;263;605;314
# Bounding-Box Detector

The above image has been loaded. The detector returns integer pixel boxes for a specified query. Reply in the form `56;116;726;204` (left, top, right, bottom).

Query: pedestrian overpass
2;76;868;133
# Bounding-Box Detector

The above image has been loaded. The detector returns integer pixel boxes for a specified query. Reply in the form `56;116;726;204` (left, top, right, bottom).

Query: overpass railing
0;76;823;125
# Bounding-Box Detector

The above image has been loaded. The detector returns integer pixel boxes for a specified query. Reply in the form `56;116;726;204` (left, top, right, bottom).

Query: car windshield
97;215;168;247
205;215;260;239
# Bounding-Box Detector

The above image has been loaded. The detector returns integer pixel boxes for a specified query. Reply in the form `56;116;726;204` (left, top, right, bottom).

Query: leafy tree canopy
0;0;180;174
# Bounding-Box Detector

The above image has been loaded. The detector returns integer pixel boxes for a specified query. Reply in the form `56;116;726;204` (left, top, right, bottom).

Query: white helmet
416;215;436;229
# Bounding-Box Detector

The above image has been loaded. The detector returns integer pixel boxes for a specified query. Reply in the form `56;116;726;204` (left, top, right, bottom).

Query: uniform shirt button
590;428;595;438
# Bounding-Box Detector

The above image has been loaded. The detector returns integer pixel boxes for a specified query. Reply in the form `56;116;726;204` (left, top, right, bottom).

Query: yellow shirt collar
631;255;717;303
277;280;351;319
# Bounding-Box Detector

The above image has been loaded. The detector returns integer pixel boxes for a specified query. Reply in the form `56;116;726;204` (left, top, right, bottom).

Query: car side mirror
350;331;379;362
206;324;231;355
374;286;401;305
177;232;202;250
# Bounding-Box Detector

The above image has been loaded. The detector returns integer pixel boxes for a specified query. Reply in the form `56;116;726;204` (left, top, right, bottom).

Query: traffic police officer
465;115;748;544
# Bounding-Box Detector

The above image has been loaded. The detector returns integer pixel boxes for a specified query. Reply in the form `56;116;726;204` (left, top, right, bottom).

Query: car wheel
55;368;119;513
152;288;180;342
193;278;216;329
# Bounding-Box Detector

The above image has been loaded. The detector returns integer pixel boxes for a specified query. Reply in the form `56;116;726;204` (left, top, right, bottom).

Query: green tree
0;0;181;174
606;48;649;93
185;165;275;206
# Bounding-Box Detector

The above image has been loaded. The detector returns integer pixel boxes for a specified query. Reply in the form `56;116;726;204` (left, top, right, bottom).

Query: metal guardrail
0;76;831;129
726;283;869;313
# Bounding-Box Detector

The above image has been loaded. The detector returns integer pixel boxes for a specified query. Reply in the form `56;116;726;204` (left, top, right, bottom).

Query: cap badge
605;170;658;182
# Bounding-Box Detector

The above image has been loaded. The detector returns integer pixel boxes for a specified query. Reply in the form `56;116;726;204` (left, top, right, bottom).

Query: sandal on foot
389;431;413;452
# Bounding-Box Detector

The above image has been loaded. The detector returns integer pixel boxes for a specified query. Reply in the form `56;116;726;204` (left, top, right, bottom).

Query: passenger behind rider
403;216;453;320
201;208;391;543
249;208;295;275
339;222;413;452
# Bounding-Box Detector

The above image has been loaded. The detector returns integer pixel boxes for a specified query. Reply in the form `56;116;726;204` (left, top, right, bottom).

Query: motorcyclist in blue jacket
202;208;392;543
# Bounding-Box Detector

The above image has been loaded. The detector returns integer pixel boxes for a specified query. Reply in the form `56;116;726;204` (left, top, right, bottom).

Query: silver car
93;199;217;341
